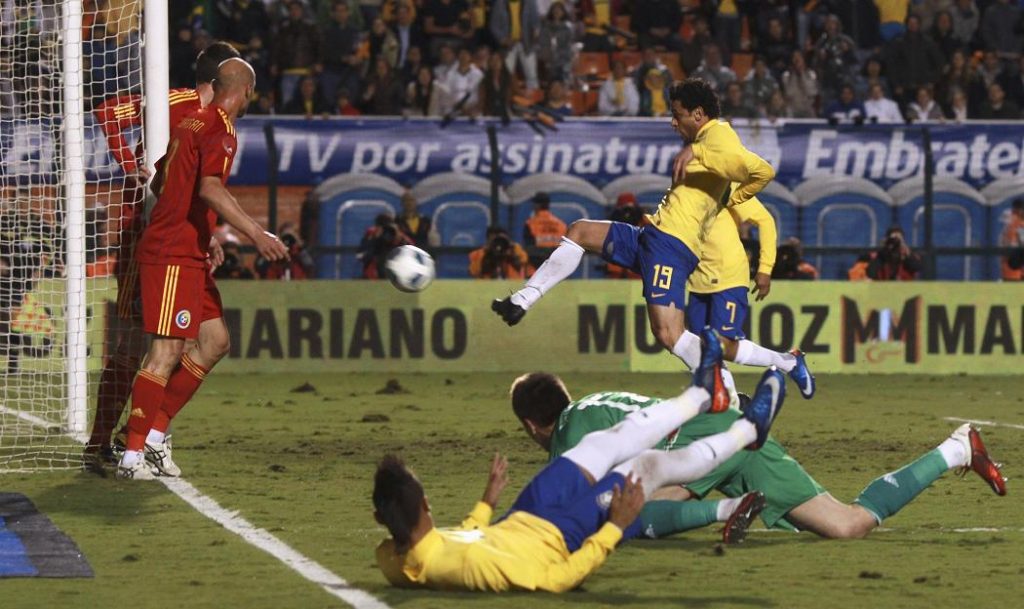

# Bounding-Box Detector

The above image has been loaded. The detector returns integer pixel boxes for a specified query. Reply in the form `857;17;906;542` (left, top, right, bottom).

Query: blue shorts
686;287;749;340
503;457;642;552
602;223;699;309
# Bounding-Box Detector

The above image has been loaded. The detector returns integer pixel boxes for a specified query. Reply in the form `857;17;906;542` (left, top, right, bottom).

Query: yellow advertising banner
4;280;1021;375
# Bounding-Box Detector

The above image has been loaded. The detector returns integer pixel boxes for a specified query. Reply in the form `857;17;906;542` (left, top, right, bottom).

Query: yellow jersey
688;195;777;294
648;119;775;255
376;502;623;593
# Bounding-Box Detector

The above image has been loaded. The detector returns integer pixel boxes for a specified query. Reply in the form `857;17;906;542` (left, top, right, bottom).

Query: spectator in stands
273;0;322;109
220;0;271;51
597;59;639;116
474;45;493;71
337;89;363;115
937;49;983;115
404;65;445;116
469;226;532;279
536;1;576;84
906;85;944;122
980;0;1023;62
489;0;541;91
480;50;512;119
541;80;573;116
760;17;794;80
400;46;426;88
633;47;670;92
743;56;780;115
976;50;1005;93
854;56;892;100
422;0;472;60
999;55;1024;109
950;0;980;48
522;192;567;268
1000;199;1024;281
604;193;643;279
884;15;944;105
681;16;714;76
772;237;819;280
243;34;274;97
930;10;959;62
866;226;923;281
358;213;413;279
814;14;859;101
396;191;432;249
169;23;195;88
876;0;909;41
712;0;740;61
781;50;819;118
764;90;791;121
633;0;682;51
433;44;458;82
977;81;1021;119
721;81;758;119
824;84;865;123
864;83;904;123
439;46;483;116
361;56;405;115
284;75;331;117
393;2;426;72
638;68;671;118
369;16;399;68
691;44;736;94
946;86;969;121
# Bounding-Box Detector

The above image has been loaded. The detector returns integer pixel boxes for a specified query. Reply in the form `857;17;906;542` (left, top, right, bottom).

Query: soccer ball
385;245;436;292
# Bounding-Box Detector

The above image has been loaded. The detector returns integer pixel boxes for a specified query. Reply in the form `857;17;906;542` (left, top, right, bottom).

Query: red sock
150;354;208;434
87;355;139;448
126;370;168;452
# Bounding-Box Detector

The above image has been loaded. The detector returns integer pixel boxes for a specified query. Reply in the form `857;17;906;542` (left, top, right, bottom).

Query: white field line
747;527;1024;534
944;417;1024;431
1;402;390;609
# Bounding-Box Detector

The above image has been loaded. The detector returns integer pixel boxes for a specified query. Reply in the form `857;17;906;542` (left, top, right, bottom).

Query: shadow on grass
21;471;170;524
378;587;776;607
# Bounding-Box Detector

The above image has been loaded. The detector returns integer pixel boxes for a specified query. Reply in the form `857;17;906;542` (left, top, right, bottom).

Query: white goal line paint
944;416;1024;431
1;402;390;609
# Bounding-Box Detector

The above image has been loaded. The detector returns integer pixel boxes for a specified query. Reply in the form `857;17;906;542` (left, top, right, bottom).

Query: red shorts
138;262;223;338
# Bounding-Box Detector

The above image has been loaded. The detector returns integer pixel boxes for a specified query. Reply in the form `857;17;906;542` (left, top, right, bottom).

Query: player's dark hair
510;372;571;427
669;78;720;119
196;41;241;84
373;455;424;549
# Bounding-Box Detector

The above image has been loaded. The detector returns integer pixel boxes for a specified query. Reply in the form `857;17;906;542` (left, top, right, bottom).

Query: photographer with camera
771;237;819;280
469;226;533;279
1000;199;1024;281
851;226;922;281
358;213;414;279
213;242;256;280
255;224;315;280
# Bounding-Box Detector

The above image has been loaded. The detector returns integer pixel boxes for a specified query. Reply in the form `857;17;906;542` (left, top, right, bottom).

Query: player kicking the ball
116;58;288;480
374;329;787;592
510;374;1006;542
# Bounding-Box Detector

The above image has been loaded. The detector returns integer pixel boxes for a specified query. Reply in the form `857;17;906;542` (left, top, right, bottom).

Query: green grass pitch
5;371;1024;609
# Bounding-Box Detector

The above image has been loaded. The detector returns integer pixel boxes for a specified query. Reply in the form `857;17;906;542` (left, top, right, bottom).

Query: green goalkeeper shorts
684;436;826;529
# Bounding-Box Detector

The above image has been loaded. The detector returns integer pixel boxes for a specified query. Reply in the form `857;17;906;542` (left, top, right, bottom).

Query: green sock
854;449;948;523
638;500;719;538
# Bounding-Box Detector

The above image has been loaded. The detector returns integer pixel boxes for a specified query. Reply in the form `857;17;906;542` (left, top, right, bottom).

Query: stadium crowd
151;0;1024;121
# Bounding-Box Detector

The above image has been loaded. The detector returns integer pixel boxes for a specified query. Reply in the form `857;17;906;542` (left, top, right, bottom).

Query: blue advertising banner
5;116;1024;190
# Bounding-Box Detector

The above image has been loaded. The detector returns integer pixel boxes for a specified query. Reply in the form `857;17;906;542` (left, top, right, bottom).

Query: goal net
1;0;145;471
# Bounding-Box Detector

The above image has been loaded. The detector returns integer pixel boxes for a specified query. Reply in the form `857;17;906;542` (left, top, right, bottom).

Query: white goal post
0;0;167;471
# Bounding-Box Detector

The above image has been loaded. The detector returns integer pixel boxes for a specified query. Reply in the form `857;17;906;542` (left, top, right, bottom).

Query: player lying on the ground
115;58;289;480
511;373;1006;541
84;41;242;475
373;330;786;592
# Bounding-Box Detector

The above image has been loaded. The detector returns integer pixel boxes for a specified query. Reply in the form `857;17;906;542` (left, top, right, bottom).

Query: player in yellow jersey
374;330;787;592
494;79;773;405
684;194;816;398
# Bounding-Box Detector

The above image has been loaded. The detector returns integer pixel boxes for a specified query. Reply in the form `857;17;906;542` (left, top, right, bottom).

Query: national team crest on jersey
175;309;192;329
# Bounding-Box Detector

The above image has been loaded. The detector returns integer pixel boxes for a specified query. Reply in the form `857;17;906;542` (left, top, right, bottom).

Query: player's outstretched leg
731;339;815;399
740;367;787;450
691;327;730;413
721;491;767;545
492;237;586;326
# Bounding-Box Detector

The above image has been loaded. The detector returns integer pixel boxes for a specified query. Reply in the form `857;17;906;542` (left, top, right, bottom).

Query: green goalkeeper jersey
547;391;745;461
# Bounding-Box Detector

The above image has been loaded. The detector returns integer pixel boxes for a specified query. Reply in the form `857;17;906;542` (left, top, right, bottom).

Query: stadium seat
731;52;753;80
314;173;405;278
411;172;499;217
601;174;670;208
794;176;894;279
891;176;989;280
430;202;491;278
658;52;685;80
982;176;1024;279
575;52;611;81
753;181;799;246
570;89;599;115
612;51;643;73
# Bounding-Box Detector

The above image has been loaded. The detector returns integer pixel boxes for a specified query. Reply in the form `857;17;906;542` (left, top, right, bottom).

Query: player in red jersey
84;42;241;472
115;58;288;480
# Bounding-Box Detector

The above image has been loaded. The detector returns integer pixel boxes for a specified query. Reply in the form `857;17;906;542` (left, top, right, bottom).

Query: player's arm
198;178;288;261
732;197;777;301
690;127;775;207
460;454;508;529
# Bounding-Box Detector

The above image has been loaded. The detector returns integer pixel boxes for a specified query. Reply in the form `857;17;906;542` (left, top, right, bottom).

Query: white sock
937;437;969;469
121;450;144;467
510;237;585;310
671;330;701;369
564;386;709;480
734;340;797;372
614;419;757;497
721;367;739;406
715;496;743;521
147;429;166;445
